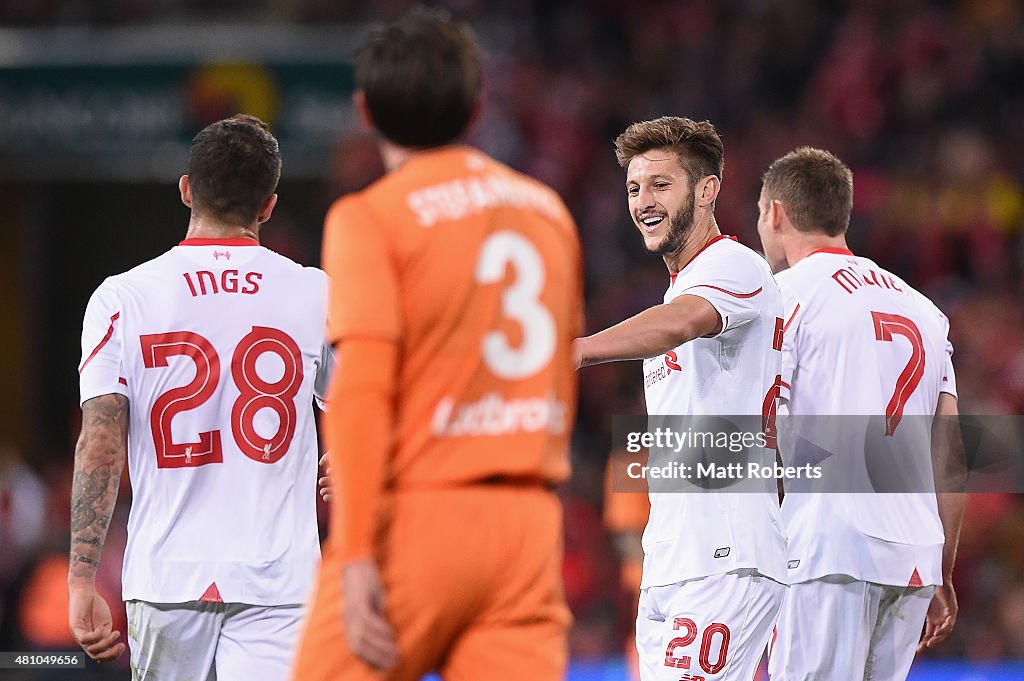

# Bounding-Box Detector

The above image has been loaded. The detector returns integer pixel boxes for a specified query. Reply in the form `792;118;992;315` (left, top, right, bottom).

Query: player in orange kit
290;7;583;681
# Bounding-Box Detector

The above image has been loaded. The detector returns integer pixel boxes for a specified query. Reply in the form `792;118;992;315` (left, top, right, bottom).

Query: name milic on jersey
831;264;904;295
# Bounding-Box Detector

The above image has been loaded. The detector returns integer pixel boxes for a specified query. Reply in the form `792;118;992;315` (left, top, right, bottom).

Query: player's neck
787;233;851;267
378;139;466;173
185;217;260;243
378;140;411;172
664;217;721;275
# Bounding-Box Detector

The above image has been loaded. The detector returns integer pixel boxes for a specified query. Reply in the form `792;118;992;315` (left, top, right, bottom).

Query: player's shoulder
777;250;837;282
325;188;367;223
901;278;948;326
259;246;325;276
259;249;328;298
707;234;766;262
775;250;853;299
373;145;573;227
852;255;941;308
487;153;571;211
85;274;123;310
83;249;178;312
686;235;774;281
772;260;808;300
98;248;179;290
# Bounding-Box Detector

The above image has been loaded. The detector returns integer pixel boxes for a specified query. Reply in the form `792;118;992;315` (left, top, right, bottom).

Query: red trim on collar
179;238;259;246
807;247;854;257
679;234;735;272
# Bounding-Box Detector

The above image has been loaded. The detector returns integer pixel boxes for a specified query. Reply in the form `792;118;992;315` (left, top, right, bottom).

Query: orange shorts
291;484;571;681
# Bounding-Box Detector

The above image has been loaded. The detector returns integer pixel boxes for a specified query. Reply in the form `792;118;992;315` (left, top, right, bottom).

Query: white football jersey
640;235;787;588
79;237;328;606
775;248;956;587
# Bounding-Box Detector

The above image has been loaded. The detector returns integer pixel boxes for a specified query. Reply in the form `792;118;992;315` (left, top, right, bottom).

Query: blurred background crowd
0;0;1022;677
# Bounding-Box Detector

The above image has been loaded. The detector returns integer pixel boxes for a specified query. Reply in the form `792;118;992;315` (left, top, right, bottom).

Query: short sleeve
79;280;128;405
674;253;767;337
322;196;402;343
313;341;335;410
939;314;957;398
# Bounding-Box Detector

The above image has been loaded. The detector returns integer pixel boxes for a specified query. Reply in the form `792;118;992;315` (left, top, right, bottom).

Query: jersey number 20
140;327;303;468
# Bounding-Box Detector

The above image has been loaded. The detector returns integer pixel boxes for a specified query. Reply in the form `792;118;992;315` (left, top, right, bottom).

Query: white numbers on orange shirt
475;231;556;380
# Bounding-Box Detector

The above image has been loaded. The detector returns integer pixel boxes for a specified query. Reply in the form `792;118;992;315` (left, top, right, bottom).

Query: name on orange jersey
431;391;568;437
831;266;904;295
407;174;563;227
183;270;262;297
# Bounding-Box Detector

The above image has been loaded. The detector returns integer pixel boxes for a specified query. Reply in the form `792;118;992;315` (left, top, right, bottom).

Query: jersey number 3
475;231;556;380
871;311;925;436
140;327;303;468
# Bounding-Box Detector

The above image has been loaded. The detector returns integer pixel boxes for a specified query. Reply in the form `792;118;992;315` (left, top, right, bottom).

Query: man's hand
68;583;126;662
918;583;957;653
342;559;398;670
319;453;333;502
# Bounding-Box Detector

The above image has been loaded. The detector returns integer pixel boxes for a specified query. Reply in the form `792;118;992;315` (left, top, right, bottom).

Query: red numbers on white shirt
139;326;304;468
871;311;925;436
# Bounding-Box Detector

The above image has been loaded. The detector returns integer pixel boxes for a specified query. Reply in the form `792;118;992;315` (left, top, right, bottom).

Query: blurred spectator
0;445;46;587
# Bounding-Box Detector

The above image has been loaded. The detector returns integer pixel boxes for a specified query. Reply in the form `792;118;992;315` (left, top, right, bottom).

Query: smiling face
626;149;697;258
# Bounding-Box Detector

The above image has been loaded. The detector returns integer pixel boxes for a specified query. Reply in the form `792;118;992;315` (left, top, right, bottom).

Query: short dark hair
187;114;281;226
355;6;482;148
614;117;725;185
761;147;853;237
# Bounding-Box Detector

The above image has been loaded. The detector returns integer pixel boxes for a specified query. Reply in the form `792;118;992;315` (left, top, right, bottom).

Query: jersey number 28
140;327;303;468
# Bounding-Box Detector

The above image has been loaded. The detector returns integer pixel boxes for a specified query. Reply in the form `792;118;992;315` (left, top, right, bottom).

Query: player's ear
353;90;374;129
695;175;721;208
771;199;789;232
257;193;278;224
179;175;192;208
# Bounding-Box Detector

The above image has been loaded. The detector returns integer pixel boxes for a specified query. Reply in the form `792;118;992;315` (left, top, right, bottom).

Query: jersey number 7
140;327;303;468
871;311;925;436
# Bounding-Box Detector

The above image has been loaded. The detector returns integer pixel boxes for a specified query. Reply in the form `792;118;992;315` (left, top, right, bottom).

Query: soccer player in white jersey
69;114;329;680
756;147;966;681
575;117;787;681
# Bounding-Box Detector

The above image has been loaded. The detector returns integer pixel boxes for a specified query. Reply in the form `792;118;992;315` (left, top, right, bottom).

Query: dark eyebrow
627;173;675;186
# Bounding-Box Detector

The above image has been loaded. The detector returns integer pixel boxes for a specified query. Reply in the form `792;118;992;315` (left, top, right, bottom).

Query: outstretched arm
574;295;720;368
918;391;967;652
68;393;128;663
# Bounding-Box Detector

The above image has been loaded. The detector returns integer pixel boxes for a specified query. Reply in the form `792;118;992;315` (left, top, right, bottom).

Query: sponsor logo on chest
644;350;681;388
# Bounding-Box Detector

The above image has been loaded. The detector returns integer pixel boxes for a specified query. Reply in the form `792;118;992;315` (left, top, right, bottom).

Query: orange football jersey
322;145;582;487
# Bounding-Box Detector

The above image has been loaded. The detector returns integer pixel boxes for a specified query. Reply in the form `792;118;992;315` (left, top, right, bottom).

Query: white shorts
636;571;784;681
126;600;304;681
768;576;934;681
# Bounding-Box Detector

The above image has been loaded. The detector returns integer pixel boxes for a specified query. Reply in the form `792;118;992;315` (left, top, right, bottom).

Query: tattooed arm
67;393;128;662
